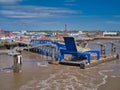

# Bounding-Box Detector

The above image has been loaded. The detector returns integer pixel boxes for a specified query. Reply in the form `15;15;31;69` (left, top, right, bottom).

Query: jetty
0;50;9;55
0;47;22;56
28;37;119;69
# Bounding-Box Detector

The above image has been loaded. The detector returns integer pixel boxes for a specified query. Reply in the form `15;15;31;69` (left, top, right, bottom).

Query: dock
86;55;118;68
0;50;9;55
58;55;118;69
28;37;119;69
51;55;118;69
0;49;21;56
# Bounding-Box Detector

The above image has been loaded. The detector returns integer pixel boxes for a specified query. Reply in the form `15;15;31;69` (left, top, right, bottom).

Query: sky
0;0;120;31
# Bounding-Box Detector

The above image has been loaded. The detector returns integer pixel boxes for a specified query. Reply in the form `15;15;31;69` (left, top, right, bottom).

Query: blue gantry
30;37;100;64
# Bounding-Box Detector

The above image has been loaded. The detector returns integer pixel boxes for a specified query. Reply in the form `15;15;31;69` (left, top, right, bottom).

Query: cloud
114;15;120;18
64;3;76;6
0;5;80;18
106;21;120;25
0;0;22;4
64;0;76;6
64;0;76;3
0;9;51;18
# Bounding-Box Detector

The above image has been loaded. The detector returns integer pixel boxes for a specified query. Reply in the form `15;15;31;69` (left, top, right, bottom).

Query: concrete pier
0;50;9;55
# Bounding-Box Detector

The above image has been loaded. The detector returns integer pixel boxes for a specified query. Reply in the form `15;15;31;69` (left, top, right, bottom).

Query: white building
103;31;117;36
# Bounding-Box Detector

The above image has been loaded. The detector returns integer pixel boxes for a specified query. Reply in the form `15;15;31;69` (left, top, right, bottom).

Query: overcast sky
0;0;120;31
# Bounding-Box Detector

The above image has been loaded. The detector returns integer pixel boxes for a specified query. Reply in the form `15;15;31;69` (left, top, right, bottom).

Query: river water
0;39;120;90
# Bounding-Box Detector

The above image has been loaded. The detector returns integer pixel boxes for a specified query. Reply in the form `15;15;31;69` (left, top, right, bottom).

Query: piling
99;44;106;58
13;54;22;73
111;43;116;53
52;49;55;61
116;53;120;60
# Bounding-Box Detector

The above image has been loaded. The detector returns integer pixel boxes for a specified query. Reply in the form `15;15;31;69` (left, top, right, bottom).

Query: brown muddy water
0;39;120;90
